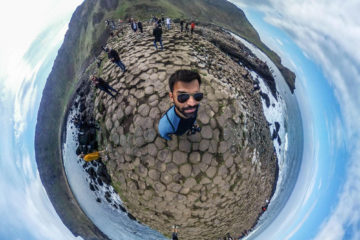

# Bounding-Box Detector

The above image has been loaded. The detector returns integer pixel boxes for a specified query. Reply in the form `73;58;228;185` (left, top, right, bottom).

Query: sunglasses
177;92;203;103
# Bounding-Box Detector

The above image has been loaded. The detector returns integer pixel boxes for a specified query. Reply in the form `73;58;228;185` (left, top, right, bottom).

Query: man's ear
169;91;174;103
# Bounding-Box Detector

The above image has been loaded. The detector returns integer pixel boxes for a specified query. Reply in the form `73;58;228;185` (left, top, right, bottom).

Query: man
190;21;195;35
153;24;164;50
172;225;179;240
185;22;189;33
130;18;137;32
90;75;118;98
180;20;184;32
105;47;126;72
137;20;143;33
158;70;203;140
166;17;171;30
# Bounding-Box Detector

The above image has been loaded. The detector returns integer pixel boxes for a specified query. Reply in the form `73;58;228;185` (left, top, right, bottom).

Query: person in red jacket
190;21;195;35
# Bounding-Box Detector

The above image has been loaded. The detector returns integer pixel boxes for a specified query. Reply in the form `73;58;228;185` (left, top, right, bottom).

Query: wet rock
260;92;270;108
127;213;137;221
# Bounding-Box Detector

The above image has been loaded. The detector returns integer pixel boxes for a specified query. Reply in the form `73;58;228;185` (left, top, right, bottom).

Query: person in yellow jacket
79;150;106;162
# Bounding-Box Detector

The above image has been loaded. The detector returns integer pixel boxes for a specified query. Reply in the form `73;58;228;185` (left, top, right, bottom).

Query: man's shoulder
158;106;177;134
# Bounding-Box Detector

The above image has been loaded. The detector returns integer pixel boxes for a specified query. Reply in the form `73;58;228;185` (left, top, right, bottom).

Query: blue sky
0;0;359;239
0;1;83;239
229;1;360;239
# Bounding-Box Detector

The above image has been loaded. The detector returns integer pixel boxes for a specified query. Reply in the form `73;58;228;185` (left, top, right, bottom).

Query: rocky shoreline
62;21;279;239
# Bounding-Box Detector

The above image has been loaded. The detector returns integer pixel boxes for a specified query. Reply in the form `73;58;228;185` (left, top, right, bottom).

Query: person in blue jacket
158;69;203;140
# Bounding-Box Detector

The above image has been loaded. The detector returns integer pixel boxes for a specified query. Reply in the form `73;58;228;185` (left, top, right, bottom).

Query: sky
229;0;360;239
0;1;83;239
0;0;360;239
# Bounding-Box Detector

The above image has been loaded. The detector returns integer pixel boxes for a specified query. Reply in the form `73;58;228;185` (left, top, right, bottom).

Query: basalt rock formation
89;23;277;239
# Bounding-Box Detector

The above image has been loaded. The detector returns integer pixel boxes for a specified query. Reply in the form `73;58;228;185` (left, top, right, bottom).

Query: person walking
166;17;171;30
153;24;164;50
180;20;184;32
90;75;119;98
95;56;102;68
137;20;143;33
131;19;137;32
105;48;126;72
172;225;179;240
185;22;189;33
190;21;195;35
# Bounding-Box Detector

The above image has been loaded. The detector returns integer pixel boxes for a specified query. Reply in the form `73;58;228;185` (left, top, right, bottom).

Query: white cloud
0;0;83;239
315;146;360;240
228;0;360;239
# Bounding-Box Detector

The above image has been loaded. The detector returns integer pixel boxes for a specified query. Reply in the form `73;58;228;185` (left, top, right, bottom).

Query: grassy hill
35;0;295;238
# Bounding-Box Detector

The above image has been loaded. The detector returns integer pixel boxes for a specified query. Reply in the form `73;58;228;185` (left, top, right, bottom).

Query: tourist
191;21;195;35
79;150;106;162
226;233;234;240
95;56;102;68
153;24;164;50
158;70;203;140
166;17;171;30
90;75;119;98
137;20;143;33
131;19;137;32
185;22;189;33
180;20;184;32
104;47;126;72
172;225;179;240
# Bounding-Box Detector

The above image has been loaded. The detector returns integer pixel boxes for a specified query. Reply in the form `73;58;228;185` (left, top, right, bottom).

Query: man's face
169;79;201;119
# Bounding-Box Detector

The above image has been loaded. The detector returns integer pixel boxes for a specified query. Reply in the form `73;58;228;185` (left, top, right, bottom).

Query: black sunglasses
177;92;203;103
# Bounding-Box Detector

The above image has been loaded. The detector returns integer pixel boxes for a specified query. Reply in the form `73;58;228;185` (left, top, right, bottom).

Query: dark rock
97;164;111;185
76;146;82;155
127;213;137;221
96;198;101;203
259;92;270;108
97;177;103;186
86;167;97;180
275;122;280;132
79;103;86;112
272;122;281;140
119;205;127;212
105;191;112;203
78;133;89;145
89;183;95;191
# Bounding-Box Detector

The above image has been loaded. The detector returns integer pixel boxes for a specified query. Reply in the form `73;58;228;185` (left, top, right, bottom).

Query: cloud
315;146;360;240
0;125;80;239
228;0;360;239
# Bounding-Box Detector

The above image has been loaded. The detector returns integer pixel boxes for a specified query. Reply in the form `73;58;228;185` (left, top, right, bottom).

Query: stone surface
93;23;278;240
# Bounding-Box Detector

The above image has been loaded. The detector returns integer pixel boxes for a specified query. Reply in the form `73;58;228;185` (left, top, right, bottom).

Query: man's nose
187;96;197;106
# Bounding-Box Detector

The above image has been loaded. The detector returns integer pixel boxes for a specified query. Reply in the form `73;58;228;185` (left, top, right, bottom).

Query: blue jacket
158;106;197;140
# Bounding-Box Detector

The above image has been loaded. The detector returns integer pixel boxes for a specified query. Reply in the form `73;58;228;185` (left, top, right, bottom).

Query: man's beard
174;103;199;119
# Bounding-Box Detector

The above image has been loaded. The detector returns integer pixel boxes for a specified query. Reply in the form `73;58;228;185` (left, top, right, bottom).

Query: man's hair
168;70;201;92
